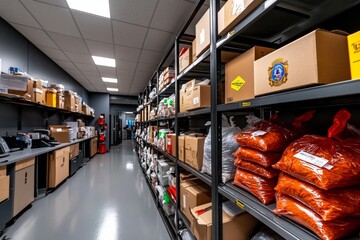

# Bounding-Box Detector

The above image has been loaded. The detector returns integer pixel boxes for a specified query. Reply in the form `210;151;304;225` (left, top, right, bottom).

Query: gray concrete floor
4;141;171;240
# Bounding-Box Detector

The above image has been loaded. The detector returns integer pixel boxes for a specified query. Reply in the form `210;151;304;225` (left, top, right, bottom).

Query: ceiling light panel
107;88;118;92
67;0;110;18
92;56;116;67
102;77;117;83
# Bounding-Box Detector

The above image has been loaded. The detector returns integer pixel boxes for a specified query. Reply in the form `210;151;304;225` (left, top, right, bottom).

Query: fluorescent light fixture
125;112;133;114
107;88;118;92
67;0;110;18
92;56;116;67
102;77;117;83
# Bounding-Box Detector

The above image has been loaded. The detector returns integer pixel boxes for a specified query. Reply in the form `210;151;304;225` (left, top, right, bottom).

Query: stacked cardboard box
49;125;70;143
180;79;210;112
185;135;205;171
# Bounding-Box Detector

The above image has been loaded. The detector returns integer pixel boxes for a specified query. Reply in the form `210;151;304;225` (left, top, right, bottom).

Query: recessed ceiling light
107;88;118;92
92;56;116;67
102;77;117;83
66;0;110;18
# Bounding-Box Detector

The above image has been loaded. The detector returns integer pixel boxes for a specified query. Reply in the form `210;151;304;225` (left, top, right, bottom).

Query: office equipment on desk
29;129;59;148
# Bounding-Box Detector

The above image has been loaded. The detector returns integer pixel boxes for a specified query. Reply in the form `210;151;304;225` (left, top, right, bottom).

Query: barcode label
294;151;330;168
251;130;267;137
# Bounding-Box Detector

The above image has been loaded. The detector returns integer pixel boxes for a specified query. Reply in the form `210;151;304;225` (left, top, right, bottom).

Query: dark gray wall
0;17;90;136
89;93;110;149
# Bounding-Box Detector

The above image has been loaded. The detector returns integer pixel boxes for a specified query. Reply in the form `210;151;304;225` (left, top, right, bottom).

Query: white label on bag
294;151;332;168
200;29;205;45
183;195;186;208
233;0;245;15
251;130;267;137
193;97;199;105
56;128;62;132
265;0;277;9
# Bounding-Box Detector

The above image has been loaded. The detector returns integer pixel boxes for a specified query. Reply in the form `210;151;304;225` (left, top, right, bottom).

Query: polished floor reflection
5;141;170;240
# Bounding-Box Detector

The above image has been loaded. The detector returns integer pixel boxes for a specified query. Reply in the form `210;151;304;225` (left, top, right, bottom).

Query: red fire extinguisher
98;115;105;125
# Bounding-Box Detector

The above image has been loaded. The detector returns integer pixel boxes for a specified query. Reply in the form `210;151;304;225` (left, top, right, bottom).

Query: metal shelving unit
134;0;360;239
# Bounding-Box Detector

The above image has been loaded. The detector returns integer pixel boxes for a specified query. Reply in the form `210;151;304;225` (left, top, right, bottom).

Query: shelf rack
134;0;360;239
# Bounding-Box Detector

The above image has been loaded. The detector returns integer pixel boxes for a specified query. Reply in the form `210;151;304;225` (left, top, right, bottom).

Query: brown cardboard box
33;81;46;104
191;203;259;240
179;47;192;73
183;184;211;221
180;179;203;217
192;39;197;61
49;125;70;143
64;91;76;112
0;166;6;177
82;104;90;115
0;176;9;203
254;29;351;96
178;135;186;162
56;93;64;109
69;143;79;159
185;135;205;170
225;46;274;103
187;85;211;111
8;79;34;101
347;30;360;79
195;9;210;56
218;0;264;36
180;172;193;181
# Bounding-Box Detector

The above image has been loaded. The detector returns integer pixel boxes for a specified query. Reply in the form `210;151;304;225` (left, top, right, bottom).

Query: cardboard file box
348;30;360;79
179;47;192;73
254;29;350;96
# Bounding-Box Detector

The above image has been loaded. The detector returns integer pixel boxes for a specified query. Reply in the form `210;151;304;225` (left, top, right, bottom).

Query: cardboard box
8;79;34;101
33;81;46;104
187;85;211;111
64;91;75;112
178;135;186;162
57;93;64;109
49;125;70;143
183;184;211;220
0;166;6;177
192;39;197;61
167;134;177;156
179;47;192;73
0;176;9;203
69;143;79;159
82;104;90;115
195;9;210;56
180;179;204;217
218;0;264;36
254;29;350;96
348;30;360;80
225;46;274;103
0;74;28;92
191;202;258;240
46;88;57;108
185;135;205;170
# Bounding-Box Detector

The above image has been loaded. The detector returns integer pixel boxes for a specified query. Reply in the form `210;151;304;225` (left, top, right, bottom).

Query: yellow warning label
241;102;251;107
235;199;245;209
231;76;246;91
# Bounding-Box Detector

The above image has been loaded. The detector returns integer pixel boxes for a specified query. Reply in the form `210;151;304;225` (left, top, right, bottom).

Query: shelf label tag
265;0;277;9
235;199;245;209
231;76;246;91
241;101;251;107
193;97;199;105
251;130;267;137
200;29;205;45
294;151;333;169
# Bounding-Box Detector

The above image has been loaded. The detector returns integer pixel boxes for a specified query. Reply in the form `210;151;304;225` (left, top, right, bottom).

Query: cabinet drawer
52;146;71;159
13;165;34;216
0;166;6;177
15;157;35;171
69;144;79;159
0;176;9;203
48;153;69;188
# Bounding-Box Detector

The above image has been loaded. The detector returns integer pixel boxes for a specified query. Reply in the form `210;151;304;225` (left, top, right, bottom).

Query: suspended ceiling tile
0;0;41;28
85;40;115;58
53;59;77;69
143;29;175;52
138;49;163;64
150;0;193;33
110;0;158;27
82;70;101;79
73;12;113;43
115;45;141;62
116;69;135;79
136;62;157;73
74;62;98;72
21;0;81;37
116;60;137;71
133;70;153;80
112;20;147;48
10;23;58;49
34;0;68;8
37;46;69;61
49;32;89;54
97;66;116;76
63;51;93;64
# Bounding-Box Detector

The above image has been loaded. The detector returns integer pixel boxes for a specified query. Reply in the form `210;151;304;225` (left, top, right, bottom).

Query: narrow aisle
4;141;171;240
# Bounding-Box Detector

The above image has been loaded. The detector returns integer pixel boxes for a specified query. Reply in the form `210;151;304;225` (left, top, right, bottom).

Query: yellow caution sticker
235;199;245;209
231;76;246;91
242;101;251;107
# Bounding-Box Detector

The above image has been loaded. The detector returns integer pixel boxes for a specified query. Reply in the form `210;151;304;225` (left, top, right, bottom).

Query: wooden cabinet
90;138;97;157
48;147;70;188
69;143;79;160
13;158;35;216
0;166;9;203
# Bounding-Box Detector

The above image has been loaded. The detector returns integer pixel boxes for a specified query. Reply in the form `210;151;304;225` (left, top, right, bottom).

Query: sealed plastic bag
233;168;277;204
274;110;360;190
234;147;282;167
275;173;360;221
274;193;360;240
236;111;314;152
202;116;241;183
234;158;279;179
250;226;285;240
